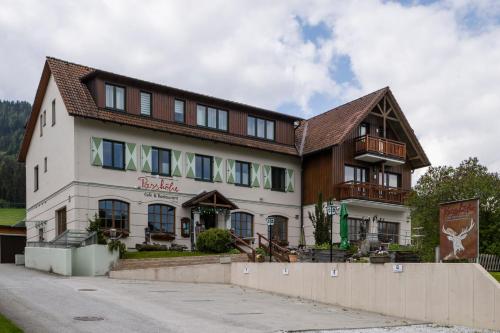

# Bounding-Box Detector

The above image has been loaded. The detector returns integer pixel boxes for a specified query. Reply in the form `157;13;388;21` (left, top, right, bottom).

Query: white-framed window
247;116;275;140
196;104;228;131
174;99;185;123
105;84;125;111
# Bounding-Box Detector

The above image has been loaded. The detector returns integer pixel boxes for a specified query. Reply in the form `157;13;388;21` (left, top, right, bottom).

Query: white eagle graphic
442;218;475;260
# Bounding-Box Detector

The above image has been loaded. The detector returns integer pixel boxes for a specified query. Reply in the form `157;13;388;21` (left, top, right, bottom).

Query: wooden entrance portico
182;190;238;249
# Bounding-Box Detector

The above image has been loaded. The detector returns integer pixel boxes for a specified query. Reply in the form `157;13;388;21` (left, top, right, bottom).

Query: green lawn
491;272;500;282
123;251;217;260
0;208;25;226
0;313;23;333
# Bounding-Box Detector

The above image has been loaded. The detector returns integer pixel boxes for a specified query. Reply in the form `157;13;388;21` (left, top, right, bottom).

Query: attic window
105;84;125;111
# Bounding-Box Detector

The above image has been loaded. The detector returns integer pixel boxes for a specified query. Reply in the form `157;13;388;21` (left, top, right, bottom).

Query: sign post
326;203;339;263
266;217;275;262
439;198;479;262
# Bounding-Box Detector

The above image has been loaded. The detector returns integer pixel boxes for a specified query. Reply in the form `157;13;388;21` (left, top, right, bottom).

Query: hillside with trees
0;100;31;206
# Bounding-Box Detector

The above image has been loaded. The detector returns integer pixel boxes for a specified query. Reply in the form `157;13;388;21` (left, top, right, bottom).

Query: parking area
0;264;493;333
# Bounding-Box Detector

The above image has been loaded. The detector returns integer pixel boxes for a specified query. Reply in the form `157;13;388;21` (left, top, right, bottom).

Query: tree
409;157;500;261
308;193;331;245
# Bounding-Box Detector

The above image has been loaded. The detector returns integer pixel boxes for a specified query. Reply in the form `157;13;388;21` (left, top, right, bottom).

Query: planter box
299;249;348;263
389;250;420;263
370;255;391;264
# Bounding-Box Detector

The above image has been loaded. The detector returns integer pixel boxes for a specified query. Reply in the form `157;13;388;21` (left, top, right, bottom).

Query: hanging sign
266;217;275;226
439;198;479;261
327;204;340;216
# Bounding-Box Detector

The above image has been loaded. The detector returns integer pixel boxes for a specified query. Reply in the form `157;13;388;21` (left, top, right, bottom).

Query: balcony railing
337;181;409;205
355;135;406;161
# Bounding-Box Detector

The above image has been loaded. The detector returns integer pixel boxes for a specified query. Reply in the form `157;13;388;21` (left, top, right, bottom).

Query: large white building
18;57;430;250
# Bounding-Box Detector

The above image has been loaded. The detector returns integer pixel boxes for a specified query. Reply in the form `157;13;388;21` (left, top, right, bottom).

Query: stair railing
256;233;290;262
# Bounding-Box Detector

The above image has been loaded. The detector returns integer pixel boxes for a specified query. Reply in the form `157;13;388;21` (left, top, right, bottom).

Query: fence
479;253;500;271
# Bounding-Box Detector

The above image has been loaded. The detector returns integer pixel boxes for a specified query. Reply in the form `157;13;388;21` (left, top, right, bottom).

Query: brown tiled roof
18;57;299;161
296;87;387;155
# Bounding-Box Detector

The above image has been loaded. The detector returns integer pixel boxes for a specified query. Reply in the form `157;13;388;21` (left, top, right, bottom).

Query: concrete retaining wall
230;262;500;331
25;247;73;275
25;245;118;276
110;263;231;283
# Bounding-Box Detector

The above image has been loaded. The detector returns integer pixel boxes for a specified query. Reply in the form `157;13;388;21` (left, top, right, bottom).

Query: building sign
439;198;479;260
138;176;180;193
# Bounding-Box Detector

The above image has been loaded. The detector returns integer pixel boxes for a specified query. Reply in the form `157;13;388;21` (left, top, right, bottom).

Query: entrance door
201;213;216;230
56;207;67;236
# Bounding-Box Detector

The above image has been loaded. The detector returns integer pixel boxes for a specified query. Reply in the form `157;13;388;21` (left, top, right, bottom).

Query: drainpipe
300;156;304;248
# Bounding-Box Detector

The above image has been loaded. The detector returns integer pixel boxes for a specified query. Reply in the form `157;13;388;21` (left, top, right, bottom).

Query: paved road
0;264;421;333
3;265;490;333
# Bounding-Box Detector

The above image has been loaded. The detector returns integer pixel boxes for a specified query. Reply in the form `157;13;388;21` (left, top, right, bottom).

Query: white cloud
0;0;499;176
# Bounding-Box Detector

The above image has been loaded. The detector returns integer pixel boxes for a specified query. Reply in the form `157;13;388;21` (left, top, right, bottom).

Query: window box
369;254;391;264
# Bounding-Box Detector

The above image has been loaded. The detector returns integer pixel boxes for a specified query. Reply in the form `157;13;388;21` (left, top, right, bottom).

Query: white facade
24;82;302;248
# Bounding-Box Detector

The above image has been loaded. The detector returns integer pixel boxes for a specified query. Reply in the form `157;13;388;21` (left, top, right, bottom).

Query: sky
1;0;499;180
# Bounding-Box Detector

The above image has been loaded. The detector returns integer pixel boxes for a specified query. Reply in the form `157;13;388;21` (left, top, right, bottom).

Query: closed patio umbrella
339;203;349;250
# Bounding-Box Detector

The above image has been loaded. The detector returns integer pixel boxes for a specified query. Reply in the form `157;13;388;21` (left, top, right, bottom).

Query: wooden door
56;207;67;235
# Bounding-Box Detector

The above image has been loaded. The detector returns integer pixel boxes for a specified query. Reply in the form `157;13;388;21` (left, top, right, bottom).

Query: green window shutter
141;145;152;173
226;159;235;184
263;165;271;189
251;163;260;187
125;143;137;171
171;150;182;177
185;152;196;178
213;157;223;182
286;168;295;192
90;137;103;166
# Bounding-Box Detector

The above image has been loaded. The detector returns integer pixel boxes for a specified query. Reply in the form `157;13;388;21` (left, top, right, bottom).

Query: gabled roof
296;87;388;155
182;190;238;210
296;87;430;169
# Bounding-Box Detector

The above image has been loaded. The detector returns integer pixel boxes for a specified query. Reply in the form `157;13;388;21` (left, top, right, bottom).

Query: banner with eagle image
439;198;479;261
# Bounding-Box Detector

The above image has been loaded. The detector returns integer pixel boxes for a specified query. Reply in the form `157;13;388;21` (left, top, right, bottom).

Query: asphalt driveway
0;264;424;333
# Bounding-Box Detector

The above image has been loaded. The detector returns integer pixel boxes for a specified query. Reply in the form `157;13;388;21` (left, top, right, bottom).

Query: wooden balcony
337;181;409;205
354;135;406;166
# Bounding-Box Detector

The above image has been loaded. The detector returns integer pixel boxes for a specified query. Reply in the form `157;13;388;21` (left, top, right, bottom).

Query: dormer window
247;116;275;141
105;84;125;111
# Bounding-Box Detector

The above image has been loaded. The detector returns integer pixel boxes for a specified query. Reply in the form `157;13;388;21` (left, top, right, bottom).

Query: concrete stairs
112;253;248;271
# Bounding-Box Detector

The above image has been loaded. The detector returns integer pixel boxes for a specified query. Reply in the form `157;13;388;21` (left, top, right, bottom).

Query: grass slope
0;313;23;333
0;208;25;226
491;272;500;282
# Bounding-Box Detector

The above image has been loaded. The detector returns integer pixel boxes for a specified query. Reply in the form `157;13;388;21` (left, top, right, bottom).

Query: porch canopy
182;190;238;210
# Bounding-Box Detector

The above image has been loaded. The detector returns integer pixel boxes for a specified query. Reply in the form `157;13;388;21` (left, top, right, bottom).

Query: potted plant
288;250;298;263
369;251;391;264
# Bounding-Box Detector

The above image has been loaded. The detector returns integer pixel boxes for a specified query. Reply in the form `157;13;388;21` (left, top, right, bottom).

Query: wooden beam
370;112;398;122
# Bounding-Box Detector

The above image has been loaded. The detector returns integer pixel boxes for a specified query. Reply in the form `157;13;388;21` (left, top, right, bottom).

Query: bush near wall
196;229;232;253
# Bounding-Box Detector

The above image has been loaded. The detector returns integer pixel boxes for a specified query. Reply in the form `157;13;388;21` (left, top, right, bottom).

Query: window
378;221;399;243
231;212;253;238
105;84;125;111
44;157;47;173
358;122;368;137
51;99;56;126
98;199;129;230
348;218;368;241
140;91;152;116
151;147;171;176
270;215;288;243
379;172;401;188
181;218;191;237
196;105;228;131
174;99;185;123
344;165;368;183
103;140;125;170
247;116;275;140
271;167;285;191
34;165;39;192
40;114;43;136
195;154;212;181
38;228;44;242
148;204;175;234
235;161;250;186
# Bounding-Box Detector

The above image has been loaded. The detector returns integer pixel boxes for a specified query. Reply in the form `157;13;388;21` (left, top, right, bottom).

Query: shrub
108;239;127;258
196;229;232;253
